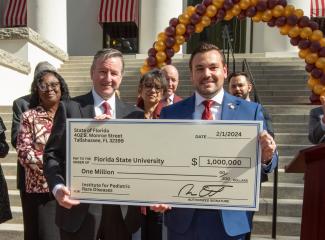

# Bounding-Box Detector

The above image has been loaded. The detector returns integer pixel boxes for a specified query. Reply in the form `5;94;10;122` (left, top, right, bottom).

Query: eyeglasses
37;82;60;92
143;83;162;91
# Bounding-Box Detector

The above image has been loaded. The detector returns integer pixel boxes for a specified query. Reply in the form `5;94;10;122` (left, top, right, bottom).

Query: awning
311;0;325;17
98;0;139;25
3;0;26;27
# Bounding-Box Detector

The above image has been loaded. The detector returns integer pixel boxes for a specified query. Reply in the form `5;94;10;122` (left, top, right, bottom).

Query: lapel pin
228;103;235;109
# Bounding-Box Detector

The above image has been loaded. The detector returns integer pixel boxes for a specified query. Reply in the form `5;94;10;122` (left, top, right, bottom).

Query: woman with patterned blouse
16;68;70;240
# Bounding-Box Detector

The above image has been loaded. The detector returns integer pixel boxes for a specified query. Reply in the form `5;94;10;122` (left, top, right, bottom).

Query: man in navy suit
154;43;278;240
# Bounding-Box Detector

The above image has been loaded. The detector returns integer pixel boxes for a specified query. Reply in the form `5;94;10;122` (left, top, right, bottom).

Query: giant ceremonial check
67;119;263;211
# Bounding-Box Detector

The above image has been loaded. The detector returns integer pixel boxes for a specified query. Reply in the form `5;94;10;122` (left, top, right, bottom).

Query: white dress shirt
193;89;224;120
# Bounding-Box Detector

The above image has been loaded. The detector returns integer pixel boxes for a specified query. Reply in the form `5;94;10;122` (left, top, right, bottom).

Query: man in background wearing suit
154;43;278;240
309;95;325;144
161;65;182;105
44;48;143;240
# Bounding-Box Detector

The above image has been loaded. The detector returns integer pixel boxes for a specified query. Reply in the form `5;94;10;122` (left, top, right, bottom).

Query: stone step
260;182;304;200
265;105;315;115
267;169;304;185
274;133;309;145
252;215;301;237
273;123;308;133
277;144;311;156
257;198;302;218
271;114;309;124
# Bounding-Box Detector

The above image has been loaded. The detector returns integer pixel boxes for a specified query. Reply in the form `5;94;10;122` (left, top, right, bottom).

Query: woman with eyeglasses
135;69;168;240
136;69;168;120
16;66;70;240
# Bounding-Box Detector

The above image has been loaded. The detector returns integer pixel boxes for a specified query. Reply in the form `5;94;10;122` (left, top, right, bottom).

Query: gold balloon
293;9;304;18
299;27;312;39
179;13;190;25
316;57;325;70
298;49;311;59
154;40;166;52
195;23;204;33
157;62;167;68
172;44;180;53
252;12;263;22
262;10;273;22
224;10;234;21
279;25;292;35
206;5;217;17
310;30;324;41
284;5;295;17
186;6;196;15
175;35;185;45
176;23;186;35
288;26;301;38
305;53;319;64
156;51;167;63
201;16;211;27
140;65;151;75
319;38;325;47
250;0;258;6
313;84;325;95
212;0;225;8
239;0;250;10
231;4;242;16
307;77;320;90
157;32;167;42
272;5;285;18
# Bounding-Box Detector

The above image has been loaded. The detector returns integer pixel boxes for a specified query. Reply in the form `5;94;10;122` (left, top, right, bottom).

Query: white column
253;1;310;56
27;0;67;52
139;0;183;54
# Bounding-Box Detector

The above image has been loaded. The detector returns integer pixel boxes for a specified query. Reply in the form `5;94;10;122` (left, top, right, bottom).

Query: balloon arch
139;0;325;103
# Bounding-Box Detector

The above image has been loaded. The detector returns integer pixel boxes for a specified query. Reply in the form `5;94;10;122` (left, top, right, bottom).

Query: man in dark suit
309;95;325;144
43;48;143;240
154;43;278;240
161;65;182;106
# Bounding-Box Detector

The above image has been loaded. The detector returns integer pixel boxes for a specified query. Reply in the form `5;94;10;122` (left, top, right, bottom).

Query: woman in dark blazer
0;116;12;224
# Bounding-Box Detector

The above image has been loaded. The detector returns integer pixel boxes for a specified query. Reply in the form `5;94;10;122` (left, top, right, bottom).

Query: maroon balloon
190;13;201;25
286;15;298;26
195;4;207;15
267;18;276;27
165;26;176;37
321;74;325;85
211;15;218;24
169;18;179;27
311;68;323;79
319;47;325;57
184;32;191;41
238;11;247;21
165;37;176;48
233;0;240;3
256;0;267;12
223;0;234;10
310;93;321;104
305;63;315;73
275;16;287;27
186;24;195;35
298;16;310;28
202;0;212;7
246;6;257;17
309;21;319;31
298;39;311;49
310;41;321;53
147;56;157;67
165;48;175;58
267;0;278;9
217;8;226;19
277;0;287;7
290;37;301;46
148;48;157;57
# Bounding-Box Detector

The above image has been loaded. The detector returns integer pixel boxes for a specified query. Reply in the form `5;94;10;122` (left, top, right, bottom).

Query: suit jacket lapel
116;96;127;119
79;92;95;118
184;95;195;119
221;92;240;120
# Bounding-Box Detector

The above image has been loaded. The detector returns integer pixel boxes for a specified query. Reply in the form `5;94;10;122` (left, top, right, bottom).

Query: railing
221;24;236;73
242;59;278;239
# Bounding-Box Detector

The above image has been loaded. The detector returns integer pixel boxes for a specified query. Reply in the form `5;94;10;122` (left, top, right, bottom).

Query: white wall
0;41;63;105
66;0;102;55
